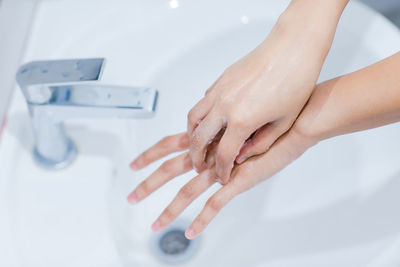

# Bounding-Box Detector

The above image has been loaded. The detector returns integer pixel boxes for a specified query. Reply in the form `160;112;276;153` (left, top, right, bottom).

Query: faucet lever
16;58;105;104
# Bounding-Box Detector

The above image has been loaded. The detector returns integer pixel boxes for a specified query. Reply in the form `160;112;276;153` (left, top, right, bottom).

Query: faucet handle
16;58;105;104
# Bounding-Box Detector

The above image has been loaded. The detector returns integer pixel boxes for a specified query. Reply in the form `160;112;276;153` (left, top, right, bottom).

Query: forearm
295;52;400;142
251;0;349;93
268;0;349;60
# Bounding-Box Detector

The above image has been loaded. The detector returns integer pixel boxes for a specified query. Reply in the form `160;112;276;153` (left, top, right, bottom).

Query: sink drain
159;229;190;255
151;221;201;264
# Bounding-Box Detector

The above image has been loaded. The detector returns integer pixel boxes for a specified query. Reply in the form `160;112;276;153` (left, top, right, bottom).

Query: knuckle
229;115;247;129
140;151;151;164
195;217;207;228
183;153;194;169
161;207;175;221
178;134;189;149
178;183;195;200
206;196;223;212
187;109;199;126
190;131;203;150
136;181;149;198
218;91;233;106
161;136;173;147
160;160;174;175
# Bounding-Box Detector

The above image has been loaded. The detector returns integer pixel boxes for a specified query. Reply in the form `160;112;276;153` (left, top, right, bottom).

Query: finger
186;129;310;239
203;128;224;169
130;133;189;170
151;169;216;232
215;125;250;184
189;109;226;173
127;153;192;204
187;76;223;138
236;122;288;164
185;181;238;239
187;96;214;139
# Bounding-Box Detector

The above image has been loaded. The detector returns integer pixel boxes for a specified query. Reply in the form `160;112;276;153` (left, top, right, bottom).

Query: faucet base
33;139;77;170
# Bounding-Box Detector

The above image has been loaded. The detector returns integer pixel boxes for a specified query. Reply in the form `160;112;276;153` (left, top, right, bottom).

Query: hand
128;129;311;239
187;0;348;184
127;50;400;240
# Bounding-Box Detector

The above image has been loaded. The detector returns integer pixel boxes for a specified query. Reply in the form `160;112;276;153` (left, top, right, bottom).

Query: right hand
186;0;349;184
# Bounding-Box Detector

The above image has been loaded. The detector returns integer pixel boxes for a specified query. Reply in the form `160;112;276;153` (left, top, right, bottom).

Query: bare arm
294;51;400;143
187;0;350;183
128;51;400;239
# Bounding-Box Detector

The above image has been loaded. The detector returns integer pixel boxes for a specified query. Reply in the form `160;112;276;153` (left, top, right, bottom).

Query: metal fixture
151;221;201;264
16;58;158;169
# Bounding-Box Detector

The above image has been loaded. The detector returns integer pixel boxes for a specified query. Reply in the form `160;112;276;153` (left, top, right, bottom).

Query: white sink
1;0;400;266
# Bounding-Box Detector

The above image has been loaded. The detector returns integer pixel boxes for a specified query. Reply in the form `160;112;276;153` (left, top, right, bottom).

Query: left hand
128;129;311;239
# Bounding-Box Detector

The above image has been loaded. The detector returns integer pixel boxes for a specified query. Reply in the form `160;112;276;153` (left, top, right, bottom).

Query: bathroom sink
1;0;400;266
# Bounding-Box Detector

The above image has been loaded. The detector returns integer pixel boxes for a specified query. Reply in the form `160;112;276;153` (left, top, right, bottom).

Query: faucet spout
39;84;158;120
16;58;158;170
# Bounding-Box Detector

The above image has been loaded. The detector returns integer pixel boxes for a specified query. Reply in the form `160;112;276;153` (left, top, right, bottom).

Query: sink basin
1;0;400;266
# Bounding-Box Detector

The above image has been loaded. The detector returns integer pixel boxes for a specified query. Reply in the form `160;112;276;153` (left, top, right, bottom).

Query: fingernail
130;161;139;171
236;155;246;164
127;192;138;205
185;228;195;239
152;220;161;232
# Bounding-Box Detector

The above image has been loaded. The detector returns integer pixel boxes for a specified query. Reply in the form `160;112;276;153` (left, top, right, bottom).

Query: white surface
0;0;37;130
360;0;400;14
1;0;400;266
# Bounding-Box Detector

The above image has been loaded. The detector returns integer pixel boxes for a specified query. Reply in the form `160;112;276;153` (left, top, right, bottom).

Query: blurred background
0;0;399;129
4;0;400;27
361;0;400;26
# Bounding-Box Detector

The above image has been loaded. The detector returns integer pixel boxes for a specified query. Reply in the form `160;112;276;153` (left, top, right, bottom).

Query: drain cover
151;221;201;264
159;229;190;255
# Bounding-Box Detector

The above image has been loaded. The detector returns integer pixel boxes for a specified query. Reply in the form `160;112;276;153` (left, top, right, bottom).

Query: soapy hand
187;0;348;184
128;129;311;239
127;0;352;240
127;46;400;242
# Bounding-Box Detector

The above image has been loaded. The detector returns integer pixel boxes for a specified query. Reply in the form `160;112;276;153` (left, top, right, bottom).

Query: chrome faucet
16;58;158;169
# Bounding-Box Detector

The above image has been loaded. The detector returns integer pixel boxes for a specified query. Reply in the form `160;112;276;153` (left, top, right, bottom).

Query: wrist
291;78;344;145
290;122;321;151
275;0;348;54
281;0;349;24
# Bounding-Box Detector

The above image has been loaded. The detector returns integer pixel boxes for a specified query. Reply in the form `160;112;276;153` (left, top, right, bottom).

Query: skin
129;51;400;239
187;0;350;184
